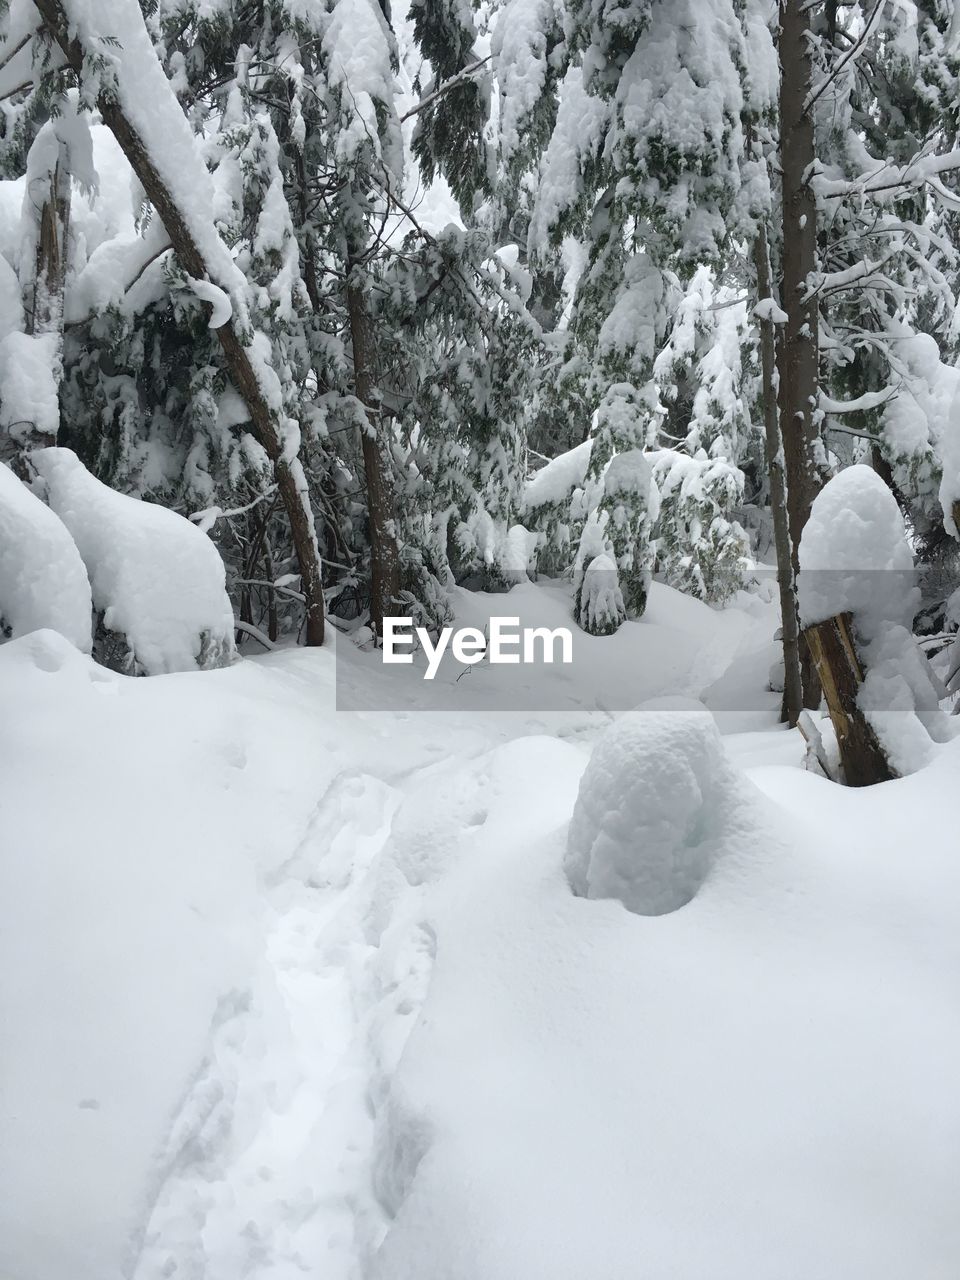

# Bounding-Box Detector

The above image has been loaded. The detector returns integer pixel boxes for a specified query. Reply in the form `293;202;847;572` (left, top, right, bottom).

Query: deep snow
2;580;958;1280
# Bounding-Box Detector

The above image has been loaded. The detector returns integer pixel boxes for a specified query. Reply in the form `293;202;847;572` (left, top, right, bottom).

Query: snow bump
565;711;741;916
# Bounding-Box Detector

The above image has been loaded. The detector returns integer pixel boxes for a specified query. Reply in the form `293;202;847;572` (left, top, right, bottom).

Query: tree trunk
803;612;897;786
34;0;325;646
26;143;70;449
778;0;822;708
3;138;73;472
753;226;803;726
346;251;400;637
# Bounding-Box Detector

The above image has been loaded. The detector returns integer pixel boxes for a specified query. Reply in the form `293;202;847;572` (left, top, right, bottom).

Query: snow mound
0;462;92;651
30;448;235;674
565;711;741;915
798;464;917;634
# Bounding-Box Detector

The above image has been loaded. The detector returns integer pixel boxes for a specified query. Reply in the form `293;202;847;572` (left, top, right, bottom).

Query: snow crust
0;463;92;650
31;448;235;674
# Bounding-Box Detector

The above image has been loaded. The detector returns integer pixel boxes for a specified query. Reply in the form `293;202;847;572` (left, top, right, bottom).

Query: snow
2;577;959;1280
0;331;61;443
523;438;591;511
61;0;241;295
58;0;292;421
186;274;233;328
323;0;402;175
65;216;171;324
797;463;917;634
603;445;653;497
565;710;745;915
527;65;609;255
0;250;23;338
492;0;556;165
0;463;92;650
596;254;664;373
30;448;235;674
798;465;959;774
754;296;787;323
941;377;960;537
575;551;625;635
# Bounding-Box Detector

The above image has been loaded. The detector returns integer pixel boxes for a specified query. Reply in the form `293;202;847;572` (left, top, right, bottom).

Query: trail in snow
128;588;782;1280
133;771;410;1280
132;726;514;1280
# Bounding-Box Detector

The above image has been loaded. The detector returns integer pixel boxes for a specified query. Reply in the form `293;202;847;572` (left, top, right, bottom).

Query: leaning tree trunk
33;0;325;646
345;245;400;638
778;0;822;709
803;612;896;786
754;226;803;726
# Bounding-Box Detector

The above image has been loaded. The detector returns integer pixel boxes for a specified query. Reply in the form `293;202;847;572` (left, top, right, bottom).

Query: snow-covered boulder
575;553;626;636
0;462;92;651
30;448;235;675
565;711;740;916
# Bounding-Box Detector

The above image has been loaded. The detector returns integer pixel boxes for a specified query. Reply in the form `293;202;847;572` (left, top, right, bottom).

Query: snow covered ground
2;581;958;1280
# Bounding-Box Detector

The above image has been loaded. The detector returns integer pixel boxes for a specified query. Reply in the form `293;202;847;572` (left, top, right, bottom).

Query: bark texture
754;227;803;726
778;0;822;708
29;146;70;428
34;0;325;645
804;612;896;787
346;255;400;637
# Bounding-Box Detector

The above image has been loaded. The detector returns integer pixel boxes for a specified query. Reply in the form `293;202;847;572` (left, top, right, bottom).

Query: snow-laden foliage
653;265;760;463
593;447;657;615
32;448;235;674
574;550;625;635
0;0;958;683
651;450;750;606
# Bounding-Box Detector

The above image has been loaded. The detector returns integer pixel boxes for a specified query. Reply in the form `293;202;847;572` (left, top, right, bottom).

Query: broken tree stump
803;612;897;787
